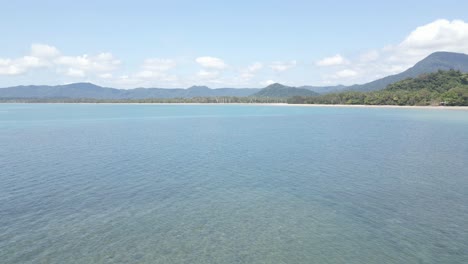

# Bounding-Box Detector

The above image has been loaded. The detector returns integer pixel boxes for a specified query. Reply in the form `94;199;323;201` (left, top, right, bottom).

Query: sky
1;0;468;88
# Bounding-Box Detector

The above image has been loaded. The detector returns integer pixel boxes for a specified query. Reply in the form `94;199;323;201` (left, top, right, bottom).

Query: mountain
298;51;468;94
0;83;123;99
0;83;260;99
289;70;468;106
300;85;347;94
346;51;468;92
2;52;467;99
252;83;319;97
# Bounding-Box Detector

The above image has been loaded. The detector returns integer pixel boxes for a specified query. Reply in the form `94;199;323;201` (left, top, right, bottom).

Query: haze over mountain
305;51;468;93
252;83;318;97
1;51;467;99
0;84;260;99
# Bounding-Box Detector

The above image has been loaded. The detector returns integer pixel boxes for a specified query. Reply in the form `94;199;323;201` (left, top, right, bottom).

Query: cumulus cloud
133;58;177;82
55;52;120;75
197;70;219;79
247;62;263;72
270;60;296;72
316;54;349;66
65;68;85;77
196;56;227;69
240;62;263;80
0;44;123;78
0;56;49;75
322;19;468;85
334;69;358;78
30;44;60;58
386;19;468;64
401;19;468;52
98;73;113;79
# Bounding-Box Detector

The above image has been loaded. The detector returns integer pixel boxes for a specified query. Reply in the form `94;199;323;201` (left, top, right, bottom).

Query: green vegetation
252;83;319;97
0;96;287;104
288;70;468;106
346;51;468;92
2;71;467;106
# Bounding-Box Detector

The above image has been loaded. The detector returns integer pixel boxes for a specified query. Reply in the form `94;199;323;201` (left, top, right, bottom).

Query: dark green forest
288;70;468;106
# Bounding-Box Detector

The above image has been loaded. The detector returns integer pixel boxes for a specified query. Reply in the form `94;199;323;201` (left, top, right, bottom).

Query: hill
252;83;319;97
0;83;260;99
300;85;347;94
288;70;468;106
346;51;468;92
1;51;467;99
299;51;468;94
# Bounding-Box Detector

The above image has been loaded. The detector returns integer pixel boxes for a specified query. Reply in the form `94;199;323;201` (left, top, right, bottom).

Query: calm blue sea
0;104;467;264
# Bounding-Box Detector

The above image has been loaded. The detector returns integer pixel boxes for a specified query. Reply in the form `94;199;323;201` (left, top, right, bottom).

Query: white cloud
132;58;178;83
30;44;60;58
55;53;120;74
270;60;296;72
0;56;48;75
66;68;85;77
247;62;263;72
0;44;121;78
0;59;21;75
316;54;349;66
240;62;263;81
260;80;276;86
196;56;227;69
388;19;468;64
401;19;468;52
334;69;358;78
197;70;219;79
322;19;468;85
98;73;113;79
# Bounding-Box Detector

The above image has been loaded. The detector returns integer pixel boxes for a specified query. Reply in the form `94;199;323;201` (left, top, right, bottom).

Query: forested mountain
301;51;468;94
0;83;260;99
1;52;467;100
252;83;318;97
288;70;468;106
345;51;468;92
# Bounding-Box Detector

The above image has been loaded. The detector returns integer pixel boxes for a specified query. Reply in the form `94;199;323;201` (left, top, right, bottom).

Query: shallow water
1;104;467;264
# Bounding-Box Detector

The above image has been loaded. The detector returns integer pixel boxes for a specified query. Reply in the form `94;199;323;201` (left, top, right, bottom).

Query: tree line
288;70;468;106
0;96;288;104
1;70;467;106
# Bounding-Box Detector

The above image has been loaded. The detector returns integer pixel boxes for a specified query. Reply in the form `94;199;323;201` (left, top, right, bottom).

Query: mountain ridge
252;83;319;97
1;51;468;98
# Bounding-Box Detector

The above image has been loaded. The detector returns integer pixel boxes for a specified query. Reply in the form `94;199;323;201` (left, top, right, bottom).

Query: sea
0;104;467;264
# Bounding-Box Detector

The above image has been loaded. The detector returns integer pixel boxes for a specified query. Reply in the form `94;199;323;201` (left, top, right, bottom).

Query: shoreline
2;102;468;110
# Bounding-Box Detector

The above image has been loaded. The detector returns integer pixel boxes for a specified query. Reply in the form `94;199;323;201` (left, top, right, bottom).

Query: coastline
2;102;468;110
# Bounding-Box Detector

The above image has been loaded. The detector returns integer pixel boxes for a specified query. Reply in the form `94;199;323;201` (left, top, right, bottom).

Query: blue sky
1;0;468;88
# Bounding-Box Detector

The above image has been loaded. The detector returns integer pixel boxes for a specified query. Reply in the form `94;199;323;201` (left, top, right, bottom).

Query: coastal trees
287;70;468;106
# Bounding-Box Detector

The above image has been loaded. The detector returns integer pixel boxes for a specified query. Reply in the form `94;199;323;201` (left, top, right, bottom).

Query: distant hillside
386;69;468;92
252;83;319;97
1;51;467;99
0;83;260;99
288;70;468;106
300;85;347;94
346;51;468;92
299;51;468;94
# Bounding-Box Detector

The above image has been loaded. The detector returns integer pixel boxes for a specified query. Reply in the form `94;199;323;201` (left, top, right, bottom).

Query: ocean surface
0;104;467;264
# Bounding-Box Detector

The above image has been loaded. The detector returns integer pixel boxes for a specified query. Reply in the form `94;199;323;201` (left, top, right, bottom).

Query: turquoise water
1;104;467;264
